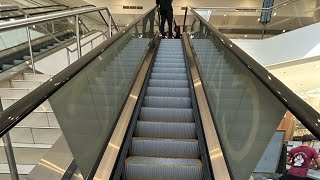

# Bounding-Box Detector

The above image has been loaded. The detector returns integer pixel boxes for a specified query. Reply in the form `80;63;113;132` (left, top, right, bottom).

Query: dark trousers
160;10;173;37
283;174;308;180
142;10;155;36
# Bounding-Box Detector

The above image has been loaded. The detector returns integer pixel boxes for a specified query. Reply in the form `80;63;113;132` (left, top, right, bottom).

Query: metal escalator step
14;60;24;65
151;73;187;80
130;137;199;158
125;156;203;180
23;56;31;60
146;87;189;97
135;121;196;139
139;107;193;122
143;96;191;108
148;79;188;88
155;58;184;63
154;62;185;68
157;50;183;54
152;67;186;74
2;64;14;70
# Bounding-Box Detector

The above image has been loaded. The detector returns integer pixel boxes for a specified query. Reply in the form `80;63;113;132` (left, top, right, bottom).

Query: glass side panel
193;8;264;39
266;0;320;36
0;94;62;179
187;10;287;180
48;12;155;178
79;12;108;33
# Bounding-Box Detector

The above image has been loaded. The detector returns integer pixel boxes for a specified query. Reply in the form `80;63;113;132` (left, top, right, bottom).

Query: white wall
232;22;320;66
34;32;106;75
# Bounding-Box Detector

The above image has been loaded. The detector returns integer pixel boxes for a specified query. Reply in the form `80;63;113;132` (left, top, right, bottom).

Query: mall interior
0;0;319;179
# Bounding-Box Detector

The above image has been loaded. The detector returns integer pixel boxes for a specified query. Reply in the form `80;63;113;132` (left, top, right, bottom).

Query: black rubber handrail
0;6;157;138
188;7;320;140
0;6;98;21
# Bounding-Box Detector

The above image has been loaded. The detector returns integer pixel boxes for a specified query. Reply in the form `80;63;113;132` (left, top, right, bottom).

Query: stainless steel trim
0;7;107;33
93;34;159;180
182;33;231;180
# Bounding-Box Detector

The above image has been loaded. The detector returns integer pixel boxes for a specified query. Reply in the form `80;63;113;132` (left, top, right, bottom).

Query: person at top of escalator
284;134;320;180
156;0;173;38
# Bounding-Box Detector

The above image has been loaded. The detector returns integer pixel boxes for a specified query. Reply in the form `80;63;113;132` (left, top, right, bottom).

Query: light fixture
224;14;226;17
282;30;286;32
9;18;15;21
273;12;277;16
244;34;247;37
257;18;260;22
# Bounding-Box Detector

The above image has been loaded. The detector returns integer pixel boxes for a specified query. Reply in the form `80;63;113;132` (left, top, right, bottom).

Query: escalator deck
124;39;203;180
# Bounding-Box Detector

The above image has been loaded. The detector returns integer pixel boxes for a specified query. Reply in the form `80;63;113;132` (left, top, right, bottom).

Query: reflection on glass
188;9;287;180
48;11;157;178
79;12;108;33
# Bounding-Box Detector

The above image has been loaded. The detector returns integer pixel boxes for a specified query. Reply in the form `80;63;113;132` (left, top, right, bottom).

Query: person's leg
149;14;155;35
142;16;147;36
161;12;166;36
167;10;173;38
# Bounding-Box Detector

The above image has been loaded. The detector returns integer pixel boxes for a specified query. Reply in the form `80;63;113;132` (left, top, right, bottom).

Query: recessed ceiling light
257;18;260;22
282;30;286;32
244;34;247;37
273;12;277;16
224;14;226;17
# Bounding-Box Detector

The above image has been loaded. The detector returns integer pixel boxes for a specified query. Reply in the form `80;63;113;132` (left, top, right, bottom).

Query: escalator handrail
0;6;99;21
187;7;320;140
0;4;68;13
0;7;108;32
0;6;157;138
191;0;298;12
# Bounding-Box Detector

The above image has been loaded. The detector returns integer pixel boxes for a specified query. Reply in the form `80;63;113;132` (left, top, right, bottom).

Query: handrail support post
2;133;19;180
75;15;82;59
26;26;36;74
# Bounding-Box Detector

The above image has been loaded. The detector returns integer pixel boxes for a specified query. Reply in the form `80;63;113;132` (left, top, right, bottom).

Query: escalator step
151;73;187;80
23;56;31;60
143;96;191;108
130;137;199;158
154;62;185;68
2;64;14;70
148;79;188;88
146;87;190;97
14;60;24;65
152;67;186;74
155;58;184;63
139;107;193;122
125;156;203;180
135;121;196;139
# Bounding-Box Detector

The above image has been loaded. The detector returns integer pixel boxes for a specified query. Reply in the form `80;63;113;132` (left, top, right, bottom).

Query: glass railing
0;6;159;179
189;0;320;39
0;6;118;77
185;7;320;180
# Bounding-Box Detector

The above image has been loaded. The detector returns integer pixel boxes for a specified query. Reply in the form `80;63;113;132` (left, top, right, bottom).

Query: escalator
1;6;320;180
124;39;203;180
